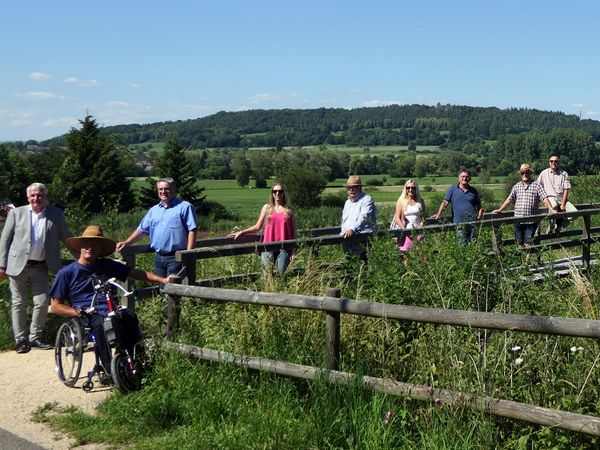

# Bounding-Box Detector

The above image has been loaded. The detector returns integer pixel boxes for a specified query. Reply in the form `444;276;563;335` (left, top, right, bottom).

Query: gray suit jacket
0;205;72;276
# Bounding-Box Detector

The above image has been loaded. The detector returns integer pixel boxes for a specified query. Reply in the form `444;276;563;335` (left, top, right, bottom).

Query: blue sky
1;0;599;142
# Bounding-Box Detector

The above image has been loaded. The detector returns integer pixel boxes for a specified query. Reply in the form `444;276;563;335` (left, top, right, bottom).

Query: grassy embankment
2;174;599;448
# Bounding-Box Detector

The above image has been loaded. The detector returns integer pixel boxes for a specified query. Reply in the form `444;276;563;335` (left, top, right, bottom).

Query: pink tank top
263;210;294;243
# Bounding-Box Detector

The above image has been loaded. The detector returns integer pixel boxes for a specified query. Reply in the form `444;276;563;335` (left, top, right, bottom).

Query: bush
279;167;327;208
321;191;347;208
365;178;383;186
421;185;433;192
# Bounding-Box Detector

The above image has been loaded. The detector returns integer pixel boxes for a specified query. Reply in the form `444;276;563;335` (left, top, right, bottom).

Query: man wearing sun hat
492;164;554;247
49;225;175;383
340;175;376;261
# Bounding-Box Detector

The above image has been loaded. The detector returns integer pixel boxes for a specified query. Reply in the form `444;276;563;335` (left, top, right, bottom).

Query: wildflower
383;410;393;425
427;386;433;395
570;346;583;354
514;357;523;365
435;397;442;405
511;346;522;352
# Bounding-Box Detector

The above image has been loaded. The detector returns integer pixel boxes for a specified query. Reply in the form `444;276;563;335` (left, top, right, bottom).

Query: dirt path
0;348;110;449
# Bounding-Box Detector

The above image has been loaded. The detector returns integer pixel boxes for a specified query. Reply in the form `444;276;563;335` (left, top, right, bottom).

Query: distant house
25;144;45;153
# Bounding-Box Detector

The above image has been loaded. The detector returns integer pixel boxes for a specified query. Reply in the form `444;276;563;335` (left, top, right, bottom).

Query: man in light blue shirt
117;178;197;278
340;176;376;261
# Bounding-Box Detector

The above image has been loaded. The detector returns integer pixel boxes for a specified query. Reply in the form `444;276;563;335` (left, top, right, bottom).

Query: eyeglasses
272;189;284;194
549;160;559;164
406;187;416;191
520;171;531;175
346;186;360;190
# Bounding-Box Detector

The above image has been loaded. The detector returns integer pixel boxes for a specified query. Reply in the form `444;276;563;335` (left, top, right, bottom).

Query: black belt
26;260;46;266
156;250;176;256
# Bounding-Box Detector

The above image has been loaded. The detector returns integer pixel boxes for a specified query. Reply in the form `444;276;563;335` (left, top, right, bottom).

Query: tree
51;115;135;214
139;136;205;209
248;149;274;188
232;153;252;187
0;145;31;205
279;166;327;208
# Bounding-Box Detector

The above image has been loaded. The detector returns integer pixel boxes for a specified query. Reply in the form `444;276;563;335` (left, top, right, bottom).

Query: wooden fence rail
162;282;600;436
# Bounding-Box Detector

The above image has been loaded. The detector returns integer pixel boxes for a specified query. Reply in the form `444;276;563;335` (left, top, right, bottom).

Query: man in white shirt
537;155;574;234
340;176;376;261
0;183;72;353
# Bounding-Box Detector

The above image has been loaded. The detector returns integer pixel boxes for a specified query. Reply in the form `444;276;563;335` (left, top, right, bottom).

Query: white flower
570;346;583;354
511;346;522;352
514;357;524;365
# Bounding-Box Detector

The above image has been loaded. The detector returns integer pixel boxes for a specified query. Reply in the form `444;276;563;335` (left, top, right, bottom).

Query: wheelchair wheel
111;352;141;393
54;319;84;387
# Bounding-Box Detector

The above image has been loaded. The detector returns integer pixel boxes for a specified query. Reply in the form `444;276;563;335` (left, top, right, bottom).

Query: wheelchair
54;277;143;393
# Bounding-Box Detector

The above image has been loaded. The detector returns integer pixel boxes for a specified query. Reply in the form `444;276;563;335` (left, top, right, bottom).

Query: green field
197;176;508;216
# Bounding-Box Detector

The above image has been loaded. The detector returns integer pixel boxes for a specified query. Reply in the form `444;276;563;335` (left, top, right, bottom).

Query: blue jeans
261;250;290;274
455;224;476;246
153;253;182;278
514;223;538;246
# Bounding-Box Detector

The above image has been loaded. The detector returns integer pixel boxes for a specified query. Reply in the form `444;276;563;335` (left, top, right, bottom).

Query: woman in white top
391;180;425;252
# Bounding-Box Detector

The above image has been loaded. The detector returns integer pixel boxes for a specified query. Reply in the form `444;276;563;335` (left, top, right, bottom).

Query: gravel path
0;348;110;449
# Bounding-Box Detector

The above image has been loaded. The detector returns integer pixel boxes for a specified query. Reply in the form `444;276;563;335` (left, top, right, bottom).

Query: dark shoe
29;339;52;350
15;339;30;354
99;372;113;386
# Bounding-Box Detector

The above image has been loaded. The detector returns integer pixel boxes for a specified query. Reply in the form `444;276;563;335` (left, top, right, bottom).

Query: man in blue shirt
340;176;376;261
50;225;174;383
432;168;483;245
117;178;198;278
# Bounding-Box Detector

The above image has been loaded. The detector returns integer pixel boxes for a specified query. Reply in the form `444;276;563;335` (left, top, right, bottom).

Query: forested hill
43;104;600;149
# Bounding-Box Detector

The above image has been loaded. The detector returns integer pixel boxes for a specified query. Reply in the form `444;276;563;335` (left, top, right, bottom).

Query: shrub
366;178;384;186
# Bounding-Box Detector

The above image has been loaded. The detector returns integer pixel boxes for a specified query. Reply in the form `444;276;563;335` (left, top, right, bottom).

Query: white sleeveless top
404;202;423;229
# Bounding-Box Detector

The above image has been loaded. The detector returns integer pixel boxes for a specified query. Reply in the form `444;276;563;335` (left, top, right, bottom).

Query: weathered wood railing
120;204;600;307
161;282;600;436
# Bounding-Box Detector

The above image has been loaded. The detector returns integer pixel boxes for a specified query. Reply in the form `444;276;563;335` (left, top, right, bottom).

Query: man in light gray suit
0;183;72;353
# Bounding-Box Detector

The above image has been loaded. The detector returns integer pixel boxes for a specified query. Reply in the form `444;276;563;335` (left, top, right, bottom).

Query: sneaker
29;339;52;350
15;339;30;354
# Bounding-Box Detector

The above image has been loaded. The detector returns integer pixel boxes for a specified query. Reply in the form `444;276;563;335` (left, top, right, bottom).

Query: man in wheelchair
50;225;175;384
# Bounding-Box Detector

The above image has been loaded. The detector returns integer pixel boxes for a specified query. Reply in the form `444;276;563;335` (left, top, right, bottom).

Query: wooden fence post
582;212;591;272
325;287;341;371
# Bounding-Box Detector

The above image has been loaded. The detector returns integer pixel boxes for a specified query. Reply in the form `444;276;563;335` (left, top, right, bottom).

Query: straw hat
66;225;116;257
519;163;532;173
346;175;362;186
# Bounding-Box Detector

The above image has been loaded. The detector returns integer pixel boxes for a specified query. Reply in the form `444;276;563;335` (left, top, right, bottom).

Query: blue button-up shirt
138;197;197;253
340;192;377;235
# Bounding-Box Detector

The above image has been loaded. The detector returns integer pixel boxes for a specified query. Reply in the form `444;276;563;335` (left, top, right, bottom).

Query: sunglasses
520;171;531;175
272;189;284;194
549;160;559;163
406;187;416;191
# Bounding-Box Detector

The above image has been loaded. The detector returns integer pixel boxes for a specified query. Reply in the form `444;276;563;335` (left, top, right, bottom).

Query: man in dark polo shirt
432;168;484;245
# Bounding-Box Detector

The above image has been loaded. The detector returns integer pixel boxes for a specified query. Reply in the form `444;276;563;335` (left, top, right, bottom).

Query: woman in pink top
229;183;296;273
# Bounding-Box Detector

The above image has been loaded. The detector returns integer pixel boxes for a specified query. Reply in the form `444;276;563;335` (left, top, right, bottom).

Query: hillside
41;104;600;149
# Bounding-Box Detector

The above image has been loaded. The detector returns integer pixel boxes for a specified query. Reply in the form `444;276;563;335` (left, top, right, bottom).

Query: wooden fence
122;204;600;300
161;283;600;436
121;203;600;435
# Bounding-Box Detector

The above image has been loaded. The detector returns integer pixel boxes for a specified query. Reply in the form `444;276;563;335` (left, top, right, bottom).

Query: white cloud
104;101;131;108
360;100;402;107
573;102;585;108
28;72;52;80
19;91;68;100
247;93;280;104
42;117;79;128
130;83;142;89
587;110;599;116
63;77;100;87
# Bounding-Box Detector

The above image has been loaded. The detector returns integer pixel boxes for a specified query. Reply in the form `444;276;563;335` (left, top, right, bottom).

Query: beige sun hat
346;175;362;186
519;163;532;173
66;225;116;257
